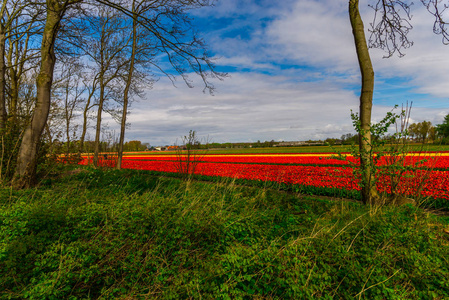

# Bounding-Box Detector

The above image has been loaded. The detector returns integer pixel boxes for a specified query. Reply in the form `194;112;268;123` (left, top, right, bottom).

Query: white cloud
265;0;449;101
114;72;359;145
266;0;358;73
369;7;449;99
103;71;448;145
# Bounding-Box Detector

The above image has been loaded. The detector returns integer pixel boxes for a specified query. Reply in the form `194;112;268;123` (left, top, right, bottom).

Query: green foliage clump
1;168;449;299
436;114;449;142
331;105;442;206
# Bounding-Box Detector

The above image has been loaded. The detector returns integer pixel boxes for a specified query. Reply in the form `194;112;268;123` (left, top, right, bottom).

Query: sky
113;0;449;146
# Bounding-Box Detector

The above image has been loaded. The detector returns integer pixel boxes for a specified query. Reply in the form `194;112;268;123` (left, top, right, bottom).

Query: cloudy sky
116;0;449;146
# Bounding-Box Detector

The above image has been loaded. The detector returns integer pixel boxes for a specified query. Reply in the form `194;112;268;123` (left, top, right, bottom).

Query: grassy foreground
1;167;449;299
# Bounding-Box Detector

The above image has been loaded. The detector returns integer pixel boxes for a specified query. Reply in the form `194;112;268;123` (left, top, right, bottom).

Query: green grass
1;167;449;299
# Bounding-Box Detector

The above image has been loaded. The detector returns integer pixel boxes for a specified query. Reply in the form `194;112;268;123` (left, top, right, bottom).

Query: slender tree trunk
79;108;88;154
117;8;137;170
349;0;379;205
64;84;71;160
8;75;18;123
12;3;63;188
44;123;53;145
0;28;7;130
93;83;105;167
6;38;18;123
8;21;34;125
79;85;96;155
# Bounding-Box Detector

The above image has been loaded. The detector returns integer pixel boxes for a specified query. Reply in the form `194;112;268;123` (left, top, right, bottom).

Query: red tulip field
80;151;449;201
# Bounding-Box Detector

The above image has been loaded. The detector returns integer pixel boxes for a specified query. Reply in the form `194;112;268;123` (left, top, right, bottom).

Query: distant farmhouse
275;141;323;147
155;145;182;151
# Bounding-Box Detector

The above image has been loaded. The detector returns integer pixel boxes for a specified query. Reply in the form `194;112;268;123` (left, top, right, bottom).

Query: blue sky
118;0;449;146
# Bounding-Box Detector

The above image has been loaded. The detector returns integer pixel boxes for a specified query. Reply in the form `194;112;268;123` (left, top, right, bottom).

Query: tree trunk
349;0;379;205
6;34;20;125
0;28;7;130
79;84;96;155
6;36;20;124
12;3;63;188
117;6;137;170
64;83;71;160
93;83;105;167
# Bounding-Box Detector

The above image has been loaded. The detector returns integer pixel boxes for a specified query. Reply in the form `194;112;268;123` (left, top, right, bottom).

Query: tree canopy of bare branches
3;0;224;188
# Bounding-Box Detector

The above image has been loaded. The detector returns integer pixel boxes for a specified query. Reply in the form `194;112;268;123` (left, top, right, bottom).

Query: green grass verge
1;167;449;299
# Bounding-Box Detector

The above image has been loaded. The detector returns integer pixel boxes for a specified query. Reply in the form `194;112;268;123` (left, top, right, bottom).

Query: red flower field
80;152;449;200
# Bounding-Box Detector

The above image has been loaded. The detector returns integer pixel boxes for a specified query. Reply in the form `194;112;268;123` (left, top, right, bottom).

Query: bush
441;137;449;145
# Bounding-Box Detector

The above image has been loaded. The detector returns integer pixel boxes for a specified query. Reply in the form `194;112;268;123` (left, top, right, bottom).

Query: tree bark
93;82;105;167
0;28;7;130
79;80;97;155
349;0;379;205
12;2;63;188
64;80;71;159
6;36;20;123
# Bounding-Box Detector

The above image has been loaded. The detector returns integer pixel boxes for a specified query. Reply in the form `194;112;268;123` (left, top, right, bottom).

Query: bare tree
349;0;381;205
116;2;138;170
82;6;130;167
6;13;41;125
12;0;224;188
0;0;30;130
349;0;448;205
54;59;85;158
0;0;39;183
116;0;156;169
12;0;81;188
78;72;98;154
0;2;7;130
368;0;413;58
114;0;227;169
1;0;42;130
421;0;449;44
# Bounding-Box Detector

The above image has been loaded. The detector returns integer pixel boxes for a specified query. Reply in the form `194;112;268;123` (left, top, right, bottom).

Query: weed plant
332;104;441;207
1;168;448;299
175;130;208;181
